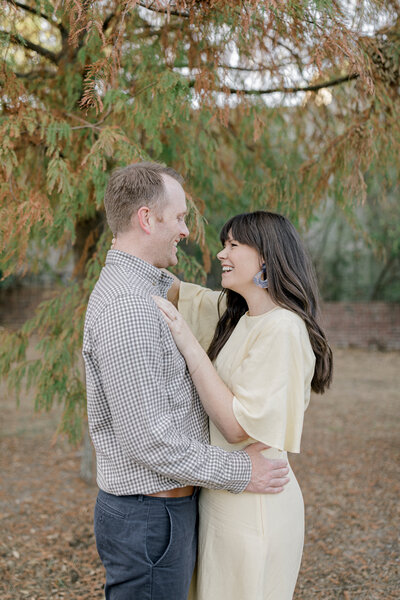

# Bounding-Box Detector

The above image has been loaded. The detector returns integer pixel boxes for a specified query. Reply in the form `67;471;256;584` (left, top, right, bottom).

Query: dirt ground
0;347;399;599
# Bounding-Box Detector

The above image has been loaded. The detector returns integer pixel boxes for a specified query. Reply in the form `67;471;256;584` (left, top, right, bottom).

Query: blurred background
0;1;399;598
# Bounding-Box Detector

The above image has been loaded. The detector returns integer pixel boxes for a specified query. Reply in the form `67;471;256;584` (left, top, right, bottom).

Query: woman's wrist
189;351;208;377
184;344;208;375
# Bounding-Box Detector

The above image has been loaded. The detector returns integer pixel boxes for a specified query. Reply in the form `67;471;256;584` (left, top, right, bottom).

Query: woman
153;211;333;600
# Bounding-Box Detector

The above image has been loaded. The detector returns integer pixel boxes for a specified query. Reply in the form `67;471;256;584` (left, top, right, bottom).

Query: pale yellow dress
179;282;316;600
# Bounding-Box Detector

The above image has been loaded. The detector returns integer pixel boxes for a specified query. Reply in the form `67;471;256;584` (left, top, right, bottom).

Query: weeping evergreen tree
0;0;399;442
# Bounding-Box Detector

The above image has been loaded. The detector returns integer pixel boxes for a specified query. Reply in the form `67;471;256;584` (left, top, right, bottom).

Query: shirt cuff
226;450;252;493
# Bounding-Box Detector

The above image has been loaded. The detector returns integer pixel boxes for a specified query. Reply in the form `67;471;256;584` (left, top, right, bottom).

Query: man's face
151;175;189;268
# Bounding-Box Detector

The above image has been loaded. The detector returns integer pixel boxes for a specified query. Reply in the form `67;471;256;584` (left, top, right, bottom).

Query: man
82;162;289;600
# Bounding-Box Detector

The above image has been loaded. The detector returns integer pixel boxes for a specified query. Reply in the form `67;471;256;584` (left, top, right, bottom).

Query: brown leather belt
147;486;195;498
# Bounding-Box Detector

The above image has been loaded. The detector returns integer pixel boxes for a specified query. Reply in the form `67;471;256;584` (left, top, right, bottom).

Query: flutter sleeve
178;282;225;351
231;314;314;453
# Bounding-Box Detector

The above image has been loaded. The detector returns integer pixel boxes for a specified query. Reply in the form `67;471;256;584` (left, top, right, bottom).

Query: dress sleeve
231;316;311;453
178;281;226;351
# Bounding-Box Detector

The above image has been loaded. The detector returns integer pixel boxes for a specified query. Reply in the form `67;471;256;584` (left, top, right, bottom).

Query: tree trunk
74;214;104;483
80;426;96;484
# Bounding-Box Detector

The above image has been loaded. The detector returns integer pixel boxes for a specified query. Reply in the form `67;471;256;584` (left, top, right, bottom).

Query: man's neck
113;238;155;267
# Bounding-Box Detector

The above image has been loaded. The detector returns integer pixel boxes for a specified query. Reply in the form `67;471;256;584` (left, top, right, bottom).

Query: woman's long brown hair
207;211;333;394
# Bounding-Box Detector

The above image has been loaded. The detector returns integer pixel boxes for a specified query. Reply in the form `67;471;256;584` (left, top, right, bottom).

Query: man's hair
104;162;184;234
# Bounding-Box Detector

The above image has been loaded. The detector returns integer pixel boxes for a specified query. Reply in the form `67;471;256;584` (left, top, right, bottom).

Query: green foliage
0;0;399;442
305;185;400;302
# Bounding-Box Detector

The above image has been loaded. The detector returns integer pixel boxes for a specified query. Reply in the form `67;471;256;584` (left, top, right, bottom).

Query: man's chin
157;256;178;269
169;251;178;266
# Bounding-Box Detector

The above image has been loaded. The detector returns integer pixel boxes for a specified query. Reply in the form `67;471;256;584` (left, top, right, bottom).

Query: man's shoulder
85;265;156;328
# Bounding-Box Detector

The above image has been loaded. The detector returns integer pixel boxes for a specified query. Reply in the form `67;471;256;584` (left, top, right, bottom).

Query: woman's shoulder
253;306;308;338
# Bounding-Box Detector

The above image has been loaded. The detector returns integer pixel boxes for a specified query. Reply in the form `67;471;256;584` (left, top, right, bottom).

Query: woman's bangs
220;214;256;247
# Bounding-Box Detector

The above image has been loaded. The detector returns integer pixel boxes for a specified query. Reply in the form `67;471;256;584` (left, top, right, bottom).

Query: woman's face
217;232;262;294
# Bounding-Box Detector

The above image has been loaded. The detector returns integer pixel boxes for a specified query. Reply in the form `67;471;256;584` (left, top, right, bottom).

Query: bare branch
173;60;301;72
66;109;112;130
103;12;116;32
6;0;68;37
138;1;189;18
0;30;59;63
15;68;56;79
209;74;360;95
129;72;359;100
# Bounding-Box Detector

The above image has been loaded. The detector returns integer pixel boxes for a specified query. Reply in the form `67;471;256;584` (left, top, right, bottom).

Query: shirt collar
105;250;174;296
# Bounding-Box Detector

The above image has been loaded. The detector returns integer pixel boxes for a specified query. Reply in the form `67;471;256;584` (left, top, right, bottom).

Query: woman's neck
241;288;277;316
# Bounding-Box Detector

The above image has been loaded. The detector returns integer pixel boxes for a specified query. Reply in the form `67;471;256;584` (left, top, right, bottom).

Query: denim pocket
94;503;128;560
145;503;173;566
95;497;127;520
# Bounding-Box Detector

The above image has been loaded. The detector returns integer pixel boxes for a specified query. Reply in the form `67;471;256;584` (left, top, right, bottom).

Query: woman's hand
152;295;196;357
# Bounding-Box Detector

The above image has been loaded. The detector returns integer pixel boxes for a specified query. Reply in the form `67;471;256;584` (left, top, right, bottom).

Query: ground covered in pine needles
0;348;399;599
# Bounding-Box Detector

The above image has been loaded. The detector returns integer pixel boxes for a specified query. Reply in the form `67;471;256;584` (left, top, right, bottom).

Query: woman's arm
162;269;181;307
153;296;248;444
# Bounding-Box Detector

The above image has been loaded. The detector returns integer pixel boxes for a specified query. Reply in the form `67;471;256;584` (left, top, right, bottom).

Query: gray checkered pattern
83;250;251;495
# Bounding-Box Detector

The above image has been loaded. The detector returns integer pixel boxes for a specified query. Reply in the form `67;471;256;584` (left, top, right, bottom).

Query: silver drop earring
253;263;268;288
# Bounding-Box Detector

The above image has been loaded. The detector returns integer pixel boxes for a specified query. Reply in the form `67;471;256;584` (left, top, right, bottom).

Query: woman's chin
221;278;234;291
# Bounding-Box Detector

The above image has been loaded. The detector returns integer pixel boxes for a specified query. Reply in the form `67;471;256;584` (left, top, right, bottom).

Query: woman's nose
217;249;226;261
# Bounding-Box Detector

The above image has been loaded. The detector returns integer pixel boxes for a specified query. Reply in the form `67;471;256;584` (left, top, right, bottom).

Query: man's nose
180;222;189;238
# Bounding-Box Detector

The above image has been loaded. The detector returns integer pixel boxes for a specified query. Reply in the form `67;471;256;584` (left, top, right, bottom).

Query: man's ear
137;206;152;234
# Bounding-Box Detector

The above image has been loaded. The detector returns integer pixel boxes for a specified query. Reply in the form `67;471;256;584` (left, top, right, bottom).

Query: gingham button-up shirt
83;250;251;495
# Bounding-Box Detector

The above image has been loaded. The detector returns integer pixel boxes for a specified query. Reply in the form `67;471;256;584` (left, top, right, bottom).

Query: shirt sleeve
93;294;251;492
178;281;226;350
231;316;311;453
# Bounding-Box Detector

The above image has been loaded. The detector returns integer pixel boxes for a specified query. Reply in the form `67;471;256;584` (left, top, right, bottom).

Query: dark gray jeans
94;489;198;600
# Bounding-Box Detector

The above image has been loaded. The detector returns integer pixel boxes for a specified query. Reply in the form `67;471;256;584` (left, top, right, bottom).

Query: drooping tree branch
0;30;59;63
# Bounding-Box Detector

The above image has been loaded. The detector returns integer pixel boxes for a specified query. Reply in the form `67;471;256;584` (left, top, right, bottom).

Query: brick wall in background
1;287;400;350
0;286;57;330
321;302;400;350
